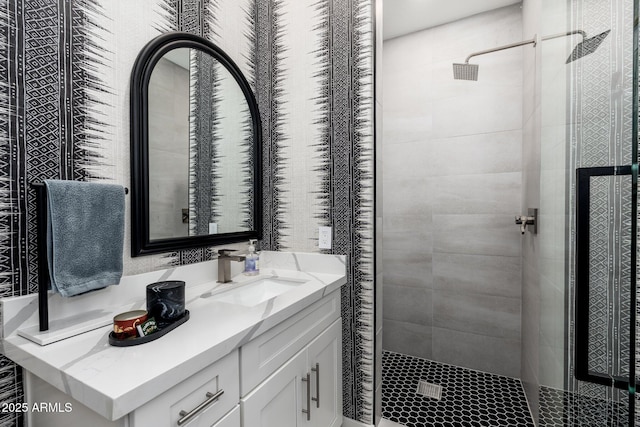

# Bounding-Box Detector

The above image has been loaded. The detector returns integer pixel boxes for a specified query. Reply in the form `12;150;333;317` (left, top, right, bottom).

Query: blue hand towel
44;180;125;297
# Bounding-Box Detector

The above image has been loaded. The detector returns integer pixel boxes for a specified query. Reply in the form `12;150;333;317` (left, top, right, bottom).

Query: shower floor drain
416;380;442;400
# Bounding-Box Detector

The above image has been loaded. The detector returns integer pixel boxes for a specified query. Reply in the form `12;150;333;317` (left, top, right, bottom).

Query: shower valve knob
514;215;534;224
515;209;538;235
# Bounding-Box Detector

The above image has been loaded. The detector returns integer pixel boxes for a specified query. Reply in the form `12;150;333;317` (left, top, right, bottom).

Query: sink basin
213;277;307;307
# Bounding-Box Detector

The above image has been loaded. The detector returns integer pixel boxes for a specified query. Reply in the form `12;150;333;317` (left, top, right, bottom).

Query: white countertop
0;251;346;421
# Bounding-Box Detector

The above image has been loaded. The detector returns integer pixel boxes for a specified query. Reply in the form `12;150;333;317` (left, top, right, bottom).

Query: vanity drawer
131;349;239;427
239;290;340;396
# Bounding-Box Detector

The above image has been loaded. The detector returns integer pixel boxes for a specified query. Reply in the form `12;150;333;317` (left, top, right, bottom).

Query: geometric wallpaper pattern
0;1;115;424
188;51;224;236
566;0;635;410
251;0;375;420
0;1;375;426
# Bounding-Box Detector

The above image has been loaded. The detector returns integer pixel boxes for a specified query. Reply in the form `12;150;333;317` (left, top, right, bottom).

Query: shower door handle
575;166;636;390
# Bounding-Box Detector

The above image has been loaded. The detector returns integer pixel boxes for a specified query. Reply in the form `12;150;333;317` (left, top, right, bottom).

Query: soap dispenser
244;239;259;276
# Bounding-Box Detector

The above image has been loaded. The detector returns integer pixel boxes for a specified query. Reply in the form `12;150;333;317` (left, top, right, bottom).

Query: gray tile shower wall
0;0;375;425
520;0;542;420
382;4;524;378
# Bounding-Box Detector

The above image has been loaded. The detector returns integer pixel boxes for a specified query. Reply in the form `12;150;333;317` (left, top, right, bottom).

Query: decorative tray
108;310;190;347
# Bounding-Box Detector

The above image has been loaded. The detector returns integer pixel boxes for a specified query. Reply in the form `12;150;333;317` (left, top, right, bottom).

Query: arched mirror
130;32;262;256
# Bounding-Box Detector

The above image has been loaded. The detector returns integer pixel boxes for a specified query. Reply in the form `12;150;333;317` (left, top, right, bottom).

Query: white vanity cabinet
129;349;239;427
21;289;343;427
306;320;342;427
25;349;240;427
241;320;342;427
240;289;342;427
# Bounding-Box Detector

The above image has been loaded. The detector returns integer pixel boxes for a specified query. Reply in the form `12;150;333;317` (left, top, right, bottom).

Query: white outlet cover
319;226;332;249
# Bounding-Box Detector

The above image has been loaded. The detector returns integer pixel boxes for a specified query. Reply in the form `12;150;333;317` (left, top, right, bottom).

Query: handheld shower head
565;30;610;63
453;63;479;81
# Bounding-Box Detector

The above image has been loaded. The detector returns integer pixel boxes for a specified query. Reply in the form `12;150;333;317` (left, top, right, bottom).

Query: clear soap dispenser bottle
244;239;259;276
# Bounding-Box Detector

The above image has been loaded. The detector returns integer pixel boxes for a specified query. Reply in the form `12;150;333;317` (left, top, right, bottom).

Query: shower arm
464;35;537;64
463;30;587;64
540;29;587;42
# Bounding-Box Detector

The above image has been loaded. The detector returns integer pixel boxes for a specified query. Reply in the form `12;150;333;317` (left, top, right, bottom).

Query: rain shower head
452;29;609;81
452;63;479;81
565;30;610;63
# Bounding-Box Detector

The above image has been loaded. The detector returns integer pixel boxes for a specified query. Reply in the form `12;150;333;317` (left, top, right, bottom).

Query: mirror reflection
147;47;254;240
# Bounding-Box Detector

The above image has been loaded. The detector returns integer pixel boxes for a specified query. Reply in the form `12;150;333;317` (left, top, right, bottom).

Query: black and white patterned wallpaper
0;0;375;425
252;0;375;420
189;51;221;235
0;1;116;424
566;0;634;407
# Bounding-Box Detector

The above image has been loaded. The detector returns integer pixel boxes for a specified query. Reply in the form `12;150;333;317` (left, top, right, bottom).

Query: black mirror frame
130;32;262;256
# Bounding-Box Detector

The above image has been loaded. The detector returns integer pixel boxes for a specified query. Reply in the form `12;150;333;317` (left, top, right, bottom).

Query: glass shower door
574;166;636;424
538;0;637;425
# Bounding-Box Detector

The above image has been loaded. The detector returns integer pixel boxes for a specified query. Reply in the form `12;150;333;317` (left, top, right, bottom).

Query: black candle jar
146;280;185;326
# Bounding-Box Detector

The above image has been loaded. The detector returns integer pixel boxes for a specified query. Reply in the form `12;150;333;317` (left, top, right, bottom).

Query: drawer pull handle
177;389;224;426
311;363;320;408
302;373;311;421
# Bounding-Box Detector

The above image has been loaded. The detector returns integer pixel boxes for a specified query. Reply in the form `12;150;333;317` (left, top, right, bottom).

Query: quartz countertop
0;251;346;421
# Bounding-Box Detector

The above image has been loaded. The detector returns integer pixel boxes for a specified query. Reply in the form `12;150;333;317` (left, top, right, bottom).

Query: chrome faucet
217;249;246;283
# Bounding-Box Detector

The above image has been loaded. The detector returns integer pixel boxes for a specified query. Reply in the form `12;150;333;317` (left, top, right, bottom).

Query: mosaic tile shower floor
381;351;535;427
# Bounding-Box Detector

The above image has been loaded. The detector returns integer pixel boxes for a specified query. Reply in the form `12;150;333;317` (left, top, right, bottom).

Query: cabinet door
240;290;340;396
306;320;342;427
241;349;309;427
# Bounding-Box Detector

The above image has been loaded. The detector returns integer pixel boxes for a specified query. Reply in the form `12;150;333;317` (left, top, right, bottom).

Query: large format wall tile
383;319;433;360
382;140;433;179
383;249;432;289
382;110;433;146
382;214;432;252
538;335;564;389
429;130;522;176
432;172;521;215
432;253;521;298
383;285;433;326
433;214;522;256
432;290;521;340
382;214;432;288
431;84;523;138
383;177;432;216
432;327;521;378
